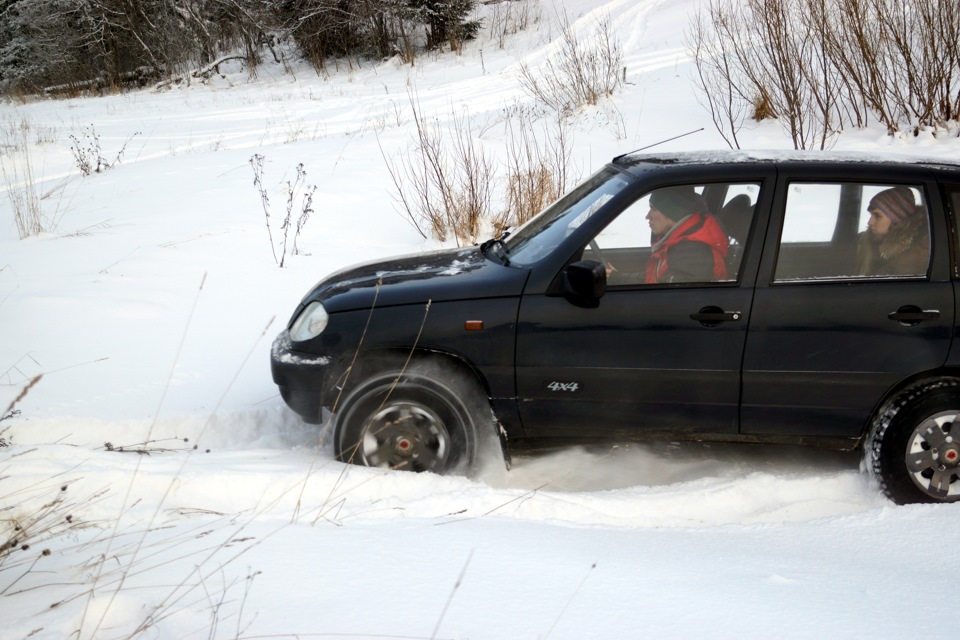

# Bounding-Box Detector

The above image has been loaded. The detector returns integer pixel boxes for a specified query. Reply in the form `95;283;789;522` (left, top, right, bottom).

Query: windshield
503;168;631;266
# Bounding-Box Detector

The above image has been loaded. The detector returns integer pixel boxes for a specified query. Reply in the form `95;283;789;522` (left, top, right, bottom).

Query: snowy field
2;1;960;638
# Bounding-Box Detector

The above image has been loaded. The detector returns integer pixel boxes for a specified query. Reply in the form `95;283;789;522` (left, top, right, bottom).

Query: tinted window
774;182;930;281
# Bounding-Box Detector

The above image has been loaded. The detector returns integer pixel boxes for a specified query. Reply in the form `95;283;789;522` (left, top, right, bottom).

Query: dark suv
271;151;960;505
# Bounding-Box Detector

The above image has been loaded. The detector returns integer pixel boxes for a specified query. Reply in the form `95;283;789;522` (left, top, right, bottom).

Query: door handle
888;306;940;326
690;306;743;326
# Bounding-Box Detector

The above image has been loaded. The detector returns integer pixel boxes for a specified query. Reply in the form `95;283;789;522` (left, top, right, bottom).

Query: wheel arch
863;368;960;442
863;372;960;503
342;347;492;403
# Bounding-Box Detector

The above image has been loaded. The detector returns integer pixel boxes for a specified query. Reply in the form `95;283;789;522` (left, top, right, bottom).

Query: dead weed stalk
249;154;316;267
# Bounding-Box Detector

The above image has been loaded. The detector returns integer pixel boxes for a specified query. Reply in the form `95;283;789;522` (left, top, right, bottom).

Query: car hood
302;246;530;313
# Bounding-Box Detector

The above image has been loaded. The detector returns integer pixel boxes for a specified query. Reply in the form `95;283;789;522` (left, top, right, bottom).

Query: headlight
289;301;329;342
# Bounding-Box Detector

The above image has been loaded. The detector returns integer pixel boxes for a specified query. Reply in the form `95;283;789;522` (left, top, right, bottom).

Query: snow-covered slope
2;1;958;638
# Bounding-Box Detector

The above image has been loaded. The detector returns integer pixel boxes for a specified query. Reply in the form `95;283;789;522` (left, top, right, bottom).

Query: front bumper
270;330;338;424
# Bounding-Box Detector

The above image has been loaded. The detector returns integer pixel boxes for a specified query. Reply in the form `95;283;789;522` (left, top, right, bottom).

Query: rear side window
774;182;930;281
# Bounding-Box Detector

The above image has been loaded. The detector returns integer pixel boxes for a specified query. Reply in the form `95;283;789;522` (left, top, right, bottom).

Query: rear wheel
865;378;960;504
333;364;486;474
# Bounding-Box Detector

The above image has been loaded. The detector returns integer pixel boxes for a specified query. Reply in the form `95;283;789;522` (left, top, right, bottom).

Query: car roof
612;149;960;175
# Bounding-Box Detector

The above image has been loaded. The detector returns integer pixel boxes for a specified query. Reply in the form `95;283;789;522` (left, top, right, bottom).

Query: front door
515;180;766;438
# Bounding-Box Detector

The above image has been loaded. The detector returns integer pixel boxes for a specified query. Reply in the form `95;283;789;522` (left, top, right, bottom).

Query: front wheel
333;365;484;474
865;378;960;504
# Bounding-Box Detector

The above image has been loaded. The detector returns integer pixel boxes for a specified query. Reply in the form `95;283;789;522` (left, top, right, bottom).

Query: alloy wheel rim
360;401;450;472
905;410;960;500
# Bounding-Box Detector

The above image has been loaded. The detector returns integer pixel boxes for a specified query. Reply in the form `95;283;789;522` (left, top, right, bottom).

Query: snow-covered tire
333;363;486;475
864;378;960;504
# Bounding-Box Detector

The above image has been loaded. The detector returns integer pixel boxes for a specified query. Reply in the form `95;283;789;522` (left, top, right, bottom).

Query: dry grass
0;118;44;239
0;480;93;591
0;376;87;594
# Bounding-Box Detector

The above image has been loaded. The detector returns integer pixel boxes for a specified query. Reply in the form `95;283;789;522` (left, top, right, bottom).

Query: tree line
0;0;479;94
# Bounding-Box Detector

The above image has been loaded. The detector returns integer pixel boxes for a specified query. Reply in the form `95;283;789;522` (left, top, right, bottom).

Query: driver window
583;183;760;285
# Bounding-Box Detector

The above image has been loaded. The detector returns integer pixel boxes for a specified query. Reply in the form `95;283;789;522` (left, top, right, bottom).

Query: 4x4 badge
545;381;582;393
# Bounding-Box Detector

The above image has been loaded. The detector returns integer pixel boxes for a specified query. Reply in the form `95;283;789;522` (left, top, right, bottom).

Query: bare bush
518;12;623;114
449;110;497;241
0;119;43;238
689;0;960;148
383;92;496;245
488;0;542;49
865;0;960;132
286;163;317;259
384;94;578;243
495;112;575;234
820;0;889;129
689;0;840;150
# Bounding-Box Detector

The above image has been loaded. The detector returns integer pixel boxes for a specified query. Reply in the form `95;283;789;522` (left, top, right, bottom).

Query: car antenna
613;128;705;163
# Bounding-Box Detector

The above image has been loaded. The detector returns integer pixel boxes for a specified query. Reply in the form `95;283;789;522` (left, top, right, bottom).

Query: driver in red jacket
644;186;729;284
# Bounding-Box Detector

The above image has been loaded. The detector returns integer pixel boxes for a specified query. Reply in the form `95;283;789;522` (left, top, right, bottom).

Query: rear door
741;165;954;439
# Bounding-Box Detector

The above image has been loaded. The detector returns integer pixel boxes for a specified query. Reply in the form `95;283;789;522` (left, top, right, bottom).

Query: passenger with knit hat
856;186;929;276
642;186;729;284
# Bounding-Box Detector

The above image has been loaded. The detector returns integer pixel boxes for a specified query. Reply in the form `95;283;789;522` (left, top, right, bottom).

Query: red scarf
646;213;729;283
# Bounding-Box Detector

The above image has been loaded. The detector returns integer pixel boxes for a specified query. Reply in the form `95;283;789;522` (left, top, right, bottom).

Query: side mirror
561;260;606;308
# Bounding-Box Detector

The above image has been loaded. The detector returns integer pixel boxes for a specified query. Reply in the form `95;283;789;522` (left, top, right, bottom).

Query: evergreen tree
409;0;479;50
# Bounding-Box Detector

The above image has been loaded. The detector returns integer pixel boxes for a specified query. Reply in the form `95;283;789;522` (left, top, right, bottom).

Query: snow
2;1;959;638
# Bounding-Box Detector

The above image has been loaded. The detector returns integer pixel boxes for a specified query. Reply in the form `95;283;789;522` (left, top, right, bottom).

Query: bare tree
686;8;748;149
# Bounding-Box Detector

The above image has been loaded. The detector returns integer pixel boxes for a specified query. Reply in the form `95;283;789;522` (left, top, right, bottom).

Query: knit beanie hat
868;187;916;225
650;187;707;222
